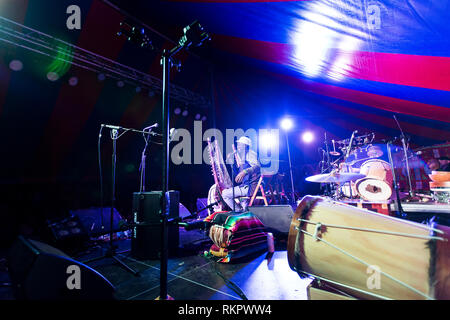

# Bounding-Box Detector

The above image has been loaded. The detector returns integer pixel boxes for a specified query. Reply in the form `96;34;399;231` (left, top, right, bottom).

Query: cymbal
306;172;366;183
367;146;383;158
330;151;341;156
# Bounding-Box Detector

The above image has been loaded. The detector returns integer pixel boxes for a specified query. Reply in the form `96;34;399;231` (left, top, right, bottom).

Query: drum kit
308;132;394;202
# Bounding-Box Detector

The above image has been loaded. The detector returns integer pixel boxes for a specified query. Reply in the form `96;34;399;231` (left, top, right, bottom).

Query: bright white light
260;131;278;149
9;60;23;72
281;118;294;131
47;72;59;82
302;131;314;143
291;20;334;77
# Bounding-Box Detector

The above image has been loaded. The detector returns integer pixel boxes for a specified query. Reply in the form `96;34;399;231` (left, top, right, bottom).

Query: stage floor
77;230;310;300
0;228;311;300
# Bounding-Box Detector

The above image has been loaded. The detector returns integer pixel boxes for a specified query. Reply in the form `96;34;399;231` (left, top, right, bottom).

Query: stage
0;227;311;301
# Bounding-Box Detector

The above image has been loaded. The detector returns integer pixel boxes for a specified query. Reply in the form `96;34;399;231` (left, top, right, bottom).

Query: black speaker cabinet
131;191;180;260
7;236;115;300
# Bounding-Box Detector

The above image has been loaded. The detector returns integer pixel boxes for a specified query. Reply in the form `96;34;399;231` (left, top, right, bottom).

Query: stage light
148;90;155;97
98;73;106;81
135;86;142;93
68;76;78;86
302;131;314;143
47;72;59;82
201;116;207;121
9;60;23;72
195;114;201;120
260;131;278;149
182;109;189;117
174;107;182;115
117;81;125;88
280;118;294;131
178;21;210;49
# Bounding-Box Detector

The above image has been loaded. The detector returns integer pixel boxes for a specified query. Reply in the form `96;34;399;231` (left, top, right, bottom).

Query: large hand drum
287;196;450;300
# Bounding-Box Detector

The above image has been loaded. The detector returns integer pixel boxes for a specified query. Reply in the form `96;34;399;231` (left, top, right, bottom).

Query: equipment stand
387;142;406;219
285;131;296;204
84;128;139;276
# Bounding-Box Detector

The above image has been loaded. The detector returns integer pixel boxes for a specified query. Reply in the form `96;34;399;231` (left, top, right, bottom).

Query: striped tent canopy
111;0;450;147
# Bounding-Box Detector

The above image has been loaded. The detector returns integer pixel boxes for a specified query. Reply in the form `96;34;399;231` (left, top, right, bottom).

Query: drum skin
288;196;450;300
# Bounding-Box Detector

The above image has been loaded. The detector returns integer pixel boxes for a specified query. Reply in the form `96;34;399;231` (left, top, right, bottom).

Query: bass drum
287;196;450;300
356;159;393;201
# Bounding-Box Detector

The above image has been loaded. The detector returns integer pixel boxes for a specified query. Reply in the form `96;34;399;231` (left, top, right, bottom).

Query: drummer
427;157;450;172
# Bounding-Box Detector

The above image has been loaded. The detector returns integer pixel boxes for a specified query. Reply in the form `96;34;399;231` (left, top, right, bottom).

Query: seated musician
222;136;261;212
427;157;450;172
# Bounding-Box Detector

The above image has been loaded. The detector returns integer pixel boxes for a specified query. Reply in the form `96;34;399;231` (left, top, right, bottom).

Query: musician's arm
243;151;261;175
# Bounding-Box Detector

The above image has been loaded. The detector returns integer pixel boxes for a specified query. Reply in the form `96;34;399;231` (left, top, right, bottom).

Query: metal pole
159;50;171;300
285;132;295;204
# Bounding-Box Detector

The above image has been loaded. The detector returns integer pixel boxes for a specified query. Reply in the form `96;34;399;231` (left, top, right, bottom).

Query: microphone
144;123;158;131
102;124;122;130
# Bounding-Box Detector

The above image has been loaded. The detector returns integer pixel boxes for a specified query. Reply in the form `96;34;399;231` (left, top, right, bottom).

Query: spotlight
117;81;125;88
201;116;207;121
178;20;211;49
148;90;155;98
47;72;60;82
68;76;78;86
281;118;294;131
9;60;23;72
260;131;278;149
174;108;182;115
98;73;106;81
195;114;201;120
182;109;189;117
135;86;142;93
302;131;314;143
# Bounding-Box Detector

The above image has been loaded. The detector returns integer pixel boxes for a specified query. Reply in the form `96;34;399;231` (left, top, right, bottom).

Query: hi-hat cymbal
306;172;366;183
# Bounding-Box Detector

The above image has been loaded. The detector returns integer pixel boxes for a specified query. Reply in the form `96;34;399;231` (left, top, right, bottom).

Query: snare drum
356;159;393;201
287;196;450;300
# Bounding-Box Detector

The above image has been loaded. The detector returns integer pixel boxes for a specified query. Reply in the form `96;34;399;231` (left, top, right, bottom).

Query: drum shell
359;159;393;184
288;196;450;300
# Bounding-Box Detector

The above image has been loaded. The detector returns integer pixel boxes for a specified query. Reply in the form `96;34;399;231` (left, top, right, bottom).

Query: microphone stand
342;131;357;198
84;126;159;276
393;115;415;199
139;128;156;192
387;141;406;218
323;133;332;196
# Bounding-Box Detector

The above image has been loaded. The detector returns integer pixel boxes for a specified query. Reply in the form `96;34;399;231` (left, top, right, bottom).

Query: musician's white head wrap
237;136;252;147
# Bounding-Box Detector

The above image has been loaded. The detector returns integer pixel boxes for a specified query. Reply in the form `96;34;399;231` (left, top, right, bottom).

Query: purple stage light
302;131;314;143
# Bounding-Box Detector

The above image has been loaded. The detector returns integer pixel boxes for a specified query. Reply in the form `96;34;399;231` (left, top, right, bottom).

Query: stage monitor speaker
7;236;115;300
70;207;124;236
131;191;180;260
249;205;295;235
